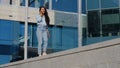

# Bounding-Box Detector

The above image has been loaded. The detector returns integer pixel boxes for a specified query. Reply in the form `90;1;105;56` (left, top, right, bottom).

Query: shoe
39;54;42;56
42;52;47;56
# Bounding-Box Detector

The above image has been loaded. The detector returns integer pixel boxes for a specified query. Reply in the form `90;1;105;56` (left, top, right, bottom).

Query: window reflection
101;0;119;8
87;0;99;10
101;9;120;36
20;0;49;8
88;11;100;37
87;9;120;37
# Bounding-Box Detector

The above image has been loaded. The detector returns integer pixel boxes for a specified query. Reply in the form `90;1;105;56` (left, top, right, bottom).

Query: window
88;11;100;37
87;0;100;10
101;0;119;8
101;9;120;36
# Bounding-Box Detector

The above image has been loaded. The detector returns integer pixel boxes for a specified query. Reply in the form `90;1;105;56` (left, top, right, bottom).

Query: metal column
78;0;82;47
24;0;28;60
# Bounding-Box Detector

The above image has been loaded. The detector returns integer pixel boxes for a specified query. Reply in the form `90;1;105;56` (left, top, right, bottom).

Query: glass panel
0;19;20;64
88;11;100;37
53;11;78;51
26;0;48;8
20;0;25;6
52;0;77;12
28;0;35;7
87;0;99;10
101;0;119;8
82;0;86;13
0;0;80;64
101;9;120;36
20;0;43;8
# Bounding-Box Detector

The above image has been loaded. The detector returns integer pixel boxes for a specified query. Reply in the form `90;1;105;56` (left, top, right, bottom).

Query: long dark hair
39;6;50;26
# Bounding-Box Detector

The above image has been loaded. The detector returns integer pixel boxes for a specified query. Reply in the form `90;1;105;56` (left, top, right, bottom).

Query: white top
36;15;47;26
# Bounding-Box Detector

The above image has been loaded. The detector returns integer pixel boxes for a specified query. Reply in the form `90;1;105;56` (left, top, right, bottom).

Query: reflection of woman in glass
36;6;50;56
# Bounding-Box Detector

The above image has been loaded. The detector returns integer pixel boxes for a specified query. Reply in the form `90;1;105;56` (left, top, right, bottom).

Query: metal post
78;0;82;47
49;0;52;10
24;0;28;60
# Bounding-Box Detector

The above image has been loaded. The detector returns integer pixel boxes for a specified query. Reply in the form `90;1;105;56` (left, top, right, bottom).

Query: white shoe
39;54;42;56
42;52;47;56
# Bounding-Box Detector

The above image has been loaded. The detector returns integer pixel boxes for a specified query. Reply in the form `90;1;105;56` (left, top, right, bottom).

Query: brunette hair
39;6;50;26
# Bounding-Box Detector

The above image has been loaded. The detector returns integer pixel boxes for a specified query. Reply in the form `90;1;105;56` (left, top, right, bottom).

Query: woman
36;6;50;56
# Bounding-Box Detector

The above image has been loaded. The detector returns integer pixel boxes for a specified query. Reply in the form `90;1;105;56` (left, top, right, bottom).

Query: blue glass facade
0;19;78;64
52;0;77;12
87;0;100;10
1;0;120;65
86;0;120;45
0;55;11;64
87;0;119;10
101;0;119;8
20;0;86;13
0;0;89;64
0;20;20;64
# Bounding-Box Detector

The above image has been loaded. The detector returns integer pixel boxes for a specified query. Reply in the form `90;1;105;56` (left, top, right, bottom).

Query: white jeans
36;25;48;55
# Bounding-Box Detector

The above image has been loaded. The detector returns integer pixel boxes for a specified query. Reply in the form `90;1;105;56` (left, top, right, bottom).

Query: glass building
0;0;120;65
86;0;120;44
0;0;79;64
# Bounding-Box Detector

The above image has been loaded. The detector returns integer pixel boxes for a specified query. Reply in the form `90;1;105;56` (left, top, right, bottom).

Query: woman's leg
36;28;42;56
42;30;48;55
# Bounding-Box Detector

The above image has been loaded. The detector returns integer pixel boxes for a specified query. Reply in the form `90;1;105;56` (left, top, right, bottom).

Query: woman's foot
39;54;42;56
42;52;47;56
